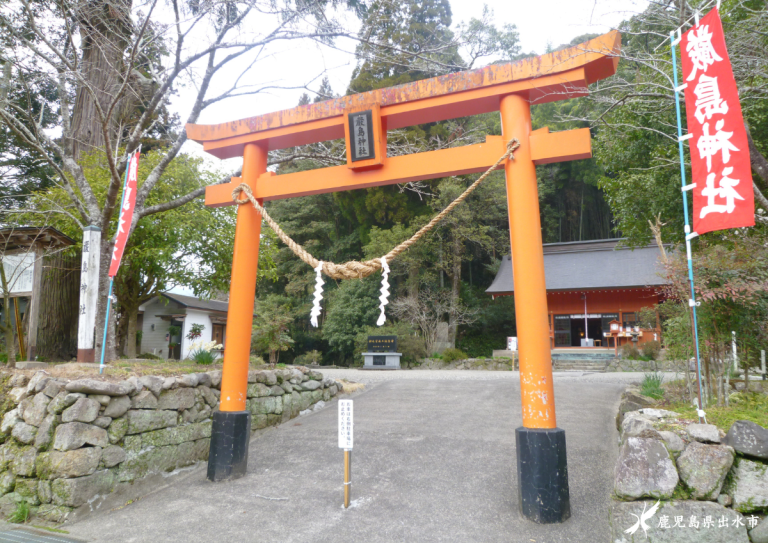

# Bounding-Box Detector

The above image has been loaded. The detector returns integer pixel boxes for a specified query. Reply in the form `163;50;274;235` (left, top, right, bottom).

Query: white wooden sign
338;399;353;450
77;227;102;354
2;253;35;294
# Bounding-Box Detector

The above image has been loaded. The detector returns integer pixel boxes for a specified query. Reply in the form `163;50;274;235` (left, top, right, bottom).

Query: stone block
37;504;72;523
12;421;38;445
65;379;134;396
47;392;82;415
108;417;128;444
38;479;52;504
208;371;222;388
22;393;51;427
677;442;735;500
116;439;209;482
267;414;281;427
302;379;321;391
139;375;164;398
752;517;768;543
0;471;14;495
9;387;29;404
687;423;721;443
101;445;126;468
614;437;678;500
26;371;50;393
311;390;323;404
723;420;768;461
658;430;685;457
270;385;285;396
247;383;271;398
322;388;331;402
93;416;112;429
729;457;768;513
123;435;141;452
54;422;109;451
103;395;131;418
41;380;62;398
52;470;115;507
14;477;40;505
131;390;159;409
10;446;37;477
62;397;101;423
251;415;268;430
157;388;195;410
199;386;218;408
126;409;178;434
141;421;212;447
196;373;212;387
36;448;102;479
1;408;21;435
9;374;28;388
299;391;313;411
34;414;57;449
88;394;111;406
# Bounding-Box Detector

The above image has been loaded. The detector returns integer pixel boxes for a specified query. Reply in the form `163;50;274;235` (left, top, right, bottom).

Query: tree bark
448;234;463;348
125;307;138;358
69;0;134;161
36;252;80;360
1;264;16;367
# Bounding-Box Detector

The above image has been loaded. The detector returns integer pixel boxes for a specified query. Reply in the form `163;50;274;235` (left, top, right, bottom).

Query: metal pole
98;279;113;374
671;32;706;424
343;450;351;508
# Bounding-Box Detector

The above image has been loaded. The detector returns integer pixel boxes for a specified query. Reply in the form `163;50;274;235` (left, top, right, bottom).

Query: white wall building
138;293;229;360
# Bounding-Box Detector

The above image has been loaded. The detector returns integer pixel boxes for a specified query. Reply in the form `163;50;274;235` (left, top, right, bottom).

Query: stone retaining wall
605;358;676;372
611;387;768;542
0;367;340;523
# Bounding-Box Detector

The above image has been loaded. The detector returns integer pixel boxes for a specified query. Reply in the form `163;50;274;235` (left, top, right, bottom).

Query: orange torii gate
187;31;620;524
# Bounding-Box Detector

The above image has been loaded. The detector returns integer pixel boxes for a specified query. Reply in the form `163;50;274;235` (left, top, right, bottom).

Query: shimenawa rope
232;138;520;280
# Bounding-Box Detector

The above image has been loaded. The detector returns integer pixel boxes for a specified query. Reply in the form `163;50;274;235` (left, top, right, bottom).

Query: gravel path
321;368;675;386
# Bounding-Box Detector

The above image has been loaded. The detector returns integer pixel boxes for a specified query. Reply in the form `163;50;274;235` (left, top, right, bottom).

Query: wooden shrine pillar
500;93;570;523
207;141;266;482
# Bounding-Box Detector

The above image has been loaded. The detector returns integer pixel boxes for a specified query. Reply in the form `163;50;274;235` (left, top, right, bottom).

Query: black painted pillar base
207;410;251;482
516;427;570;524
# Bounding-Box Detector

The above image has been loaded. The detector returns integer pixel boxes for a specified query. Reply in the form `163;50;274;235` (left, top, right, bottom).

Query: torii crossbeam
187;31;620;524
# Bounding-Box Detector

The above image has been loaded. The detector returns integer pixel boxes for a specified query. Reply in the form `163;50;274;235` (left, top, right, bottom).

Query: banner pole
98;148;137;375
670;32;706;423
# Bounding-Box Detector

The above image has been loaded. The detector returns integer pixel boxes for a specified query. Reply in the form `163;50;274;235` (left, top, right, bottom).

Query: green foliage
667;391;768;432
441;348;468;363
252;295;295;364
322;277;380;364
622;343;641;360
641;372;665;400
641;340;662;360
8;500;30;523
294;350;323;365
168;325;181;337
189;348;217;365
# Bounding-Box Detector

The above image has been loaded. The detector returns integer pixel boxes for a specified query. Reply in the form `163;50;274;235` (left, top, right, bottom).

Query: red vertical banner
108;151;140;277
681;8;754;235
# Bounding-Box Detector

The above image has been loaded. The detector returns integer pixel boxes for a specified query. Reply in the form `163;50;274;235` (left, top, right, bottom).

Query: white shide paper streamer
309;261;324;327
376;257;390;326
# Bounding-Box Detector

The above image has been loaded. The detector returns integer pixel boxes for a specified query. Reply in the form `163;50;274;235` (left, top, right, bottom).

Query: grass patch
7;501;30;523
665;392;768;432
641;372;665;399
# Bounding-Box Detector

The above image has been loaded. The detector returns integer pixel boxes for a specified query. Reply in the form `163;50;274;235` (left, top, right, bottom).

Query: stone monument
362;335;402;370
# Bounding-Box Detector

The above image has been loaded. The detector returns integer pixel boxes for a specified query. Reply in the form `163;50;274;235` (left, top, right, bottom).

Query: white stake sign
338;400;353;450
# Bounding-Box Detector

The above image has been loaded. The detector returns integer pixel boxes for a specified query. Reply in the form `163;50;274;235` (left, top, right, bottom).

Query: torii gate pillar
501;94;569;523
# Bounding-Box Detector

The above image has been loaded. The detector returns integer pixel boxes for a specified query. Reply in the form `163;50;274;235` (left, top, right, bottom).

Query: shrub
641;340;661;360
441;348;468;363
641;372;665;399
136;352;162;360
294;350;322;365
622;343;641;360
188;340;223;365
353;321;427;366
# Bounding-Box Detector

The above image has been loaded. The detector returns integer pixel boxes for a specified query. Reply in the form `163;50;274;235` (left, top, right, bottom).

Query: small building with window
138;293;228;360
486;239;667;349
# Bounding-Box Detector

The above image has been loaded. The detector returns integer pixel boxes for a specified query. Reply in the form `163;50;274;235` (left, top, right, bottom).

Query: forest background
1;0;767;387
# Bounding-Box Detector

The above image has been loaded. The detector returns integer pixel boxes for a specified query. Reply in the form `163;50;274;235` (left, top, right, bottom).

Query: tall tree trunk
70;0;133;161
448;234;462;348
36;252;80;360
125;306;139;358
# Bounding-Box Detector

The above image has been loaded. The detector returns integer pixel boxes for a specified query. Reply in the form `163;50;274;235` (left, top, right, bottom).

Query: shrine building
487;238;667;349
